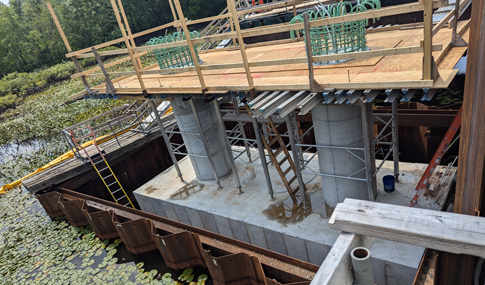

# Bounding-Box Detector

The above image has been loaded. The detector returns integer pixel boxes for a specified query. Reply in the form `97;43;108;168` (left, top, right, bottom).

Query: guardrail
48;0;456;97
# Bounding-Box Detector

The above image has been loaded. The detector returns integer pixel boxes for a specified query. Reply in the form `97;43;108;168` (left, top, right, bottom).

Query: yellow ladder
70;126;135;208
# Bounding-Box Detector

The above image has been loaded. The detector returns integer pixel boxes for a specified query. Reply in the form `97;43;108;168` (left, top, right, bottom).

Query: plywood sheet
98;21;469;94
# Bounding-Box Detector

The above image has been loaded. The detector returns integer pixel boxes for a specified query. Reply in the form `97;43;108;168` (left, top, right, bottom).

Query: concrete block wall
136;194;419;284
137;195;333;265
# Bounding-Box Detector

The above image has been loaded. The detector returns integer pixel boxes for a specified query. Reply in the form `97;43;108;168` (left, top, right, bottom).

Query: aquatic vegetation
0;188;210;285
0;188;139;284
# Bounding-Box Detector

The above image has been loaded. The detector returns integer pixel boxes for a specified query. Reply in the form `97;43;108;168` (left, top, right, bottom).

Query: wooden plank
75;49;130;59
367;22;424;33
303;14;315;93
329;199;485;258
47;3;91;92
109;0;147;92
46;3;71;51
172;0;206;90
65;21;178;59
132;32;238;53
438;6;485;283
89;44;441;79
431;0;471;37
92;48;116;94
186;13;231;26
422;0;433;80
66;38;126;59
227;0;253;90
310;233;374;285
198;38;300;54
70;90;89;100
129;21;181;39
167;0;178;23
313;44;442;63
70;52;147;79
454;0;485;218
117;0;142;69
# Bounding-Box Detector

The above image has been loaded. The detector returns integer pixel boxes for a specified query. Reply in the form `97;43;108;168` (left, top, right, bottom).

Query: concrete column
171;97;231;181
311;104;374;209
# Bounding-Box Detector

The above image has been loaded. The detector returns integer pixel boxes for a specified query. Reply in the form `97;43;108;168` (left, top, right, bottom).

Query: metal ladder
244;103;301;203
69;126;135;208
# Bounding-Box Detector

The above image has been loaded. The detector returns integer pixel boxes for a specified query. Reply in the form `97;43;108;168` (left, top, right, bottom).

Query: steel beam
392;98;400;181
150;101;183;181
213;99;243;194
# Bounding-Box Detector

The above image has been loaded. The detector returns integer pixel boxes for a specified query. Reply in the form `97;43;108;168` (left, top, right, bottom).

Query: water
0;140;41;164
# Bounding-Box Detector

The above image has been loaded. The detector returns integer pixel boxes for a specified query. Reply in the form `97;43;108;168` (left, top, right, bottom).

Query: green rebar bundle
290;0;381;65
146;31;201;70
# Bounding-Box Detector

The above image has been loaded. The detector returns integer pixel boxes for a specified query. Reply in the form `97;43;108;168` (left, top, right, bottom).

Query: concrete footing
133;148;441;285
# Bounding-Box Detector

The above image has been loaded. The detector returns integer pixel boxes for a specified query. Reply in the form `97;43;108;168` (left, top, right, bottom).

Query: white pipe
351;247;375;285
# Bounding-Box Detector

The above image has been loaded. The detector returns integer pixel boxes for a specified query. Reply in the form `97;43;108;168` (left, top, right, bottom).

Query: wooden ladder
244;103;301;203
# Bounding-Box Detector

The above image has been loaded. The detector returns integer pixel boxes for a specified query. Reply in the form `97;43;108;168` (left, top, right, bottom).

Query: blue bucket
383;175;396;193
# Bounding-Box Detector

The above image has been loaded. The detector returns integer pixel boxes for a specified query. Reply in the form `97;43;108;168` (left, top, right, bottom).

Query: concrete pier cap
311;104;375;209
171;97;231;181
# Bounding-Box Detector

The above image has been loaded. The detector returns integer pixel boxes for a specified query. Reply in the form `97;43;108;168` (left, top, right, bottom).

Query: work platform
133;147;456;285
91;21;469;97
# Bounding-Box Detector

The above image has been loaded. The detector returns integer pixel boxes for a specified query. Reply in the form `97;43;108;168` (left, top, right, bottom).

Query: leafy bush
0;94;17;109
0;62;76;97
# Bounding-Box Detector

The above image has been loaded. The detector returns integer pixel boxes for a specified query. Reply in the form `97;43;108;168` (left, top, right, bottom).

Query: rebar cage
146;31;202;69
290;0;381;65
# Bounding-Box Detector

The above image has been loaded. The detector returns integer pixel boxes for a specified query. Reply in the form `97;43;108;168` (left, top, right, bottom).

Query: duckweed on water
0;188;170;285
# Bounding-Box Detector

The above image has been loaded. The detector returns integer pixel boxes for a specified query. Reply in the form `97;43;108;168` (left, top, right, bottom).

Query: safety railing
61;100;167;160
48;0;455;97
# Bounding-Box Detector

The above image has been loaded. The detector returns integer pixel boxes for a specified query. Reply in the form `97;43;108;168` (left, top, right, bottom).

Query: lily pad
136;262;144;269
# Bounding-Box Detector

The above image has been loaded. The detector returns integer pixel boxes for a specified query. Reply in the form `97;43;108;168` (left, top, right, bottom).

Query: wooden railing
48;0;465;98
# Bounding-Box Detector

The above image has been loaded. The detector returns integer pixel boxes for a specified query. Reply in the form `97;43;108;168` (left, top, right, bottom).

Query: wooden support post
167;0;180;31
451;0;468;47
226;0;254;92
303;13;322;93
109;0;147;95
436;1;485;284
116;0;143;69
46;3;92;93
293;0;301;39
92;48;116;94
422;0;439;81
172;0;207;91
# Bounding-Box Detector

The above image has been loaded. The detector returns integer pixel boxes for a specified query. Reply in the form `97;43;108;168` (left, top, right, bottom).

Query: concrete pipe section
311;104;373;209
171;97;232;181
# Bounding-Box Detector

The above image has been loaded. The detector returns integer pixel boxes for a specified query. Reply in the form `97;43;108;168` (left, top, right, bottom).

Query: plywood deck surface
96;22;469;94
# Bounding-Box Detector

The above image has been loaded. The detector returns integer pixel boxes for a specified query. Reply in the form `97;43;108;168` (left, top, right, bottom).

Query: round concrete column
311;104;369;209
171;97;232;181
